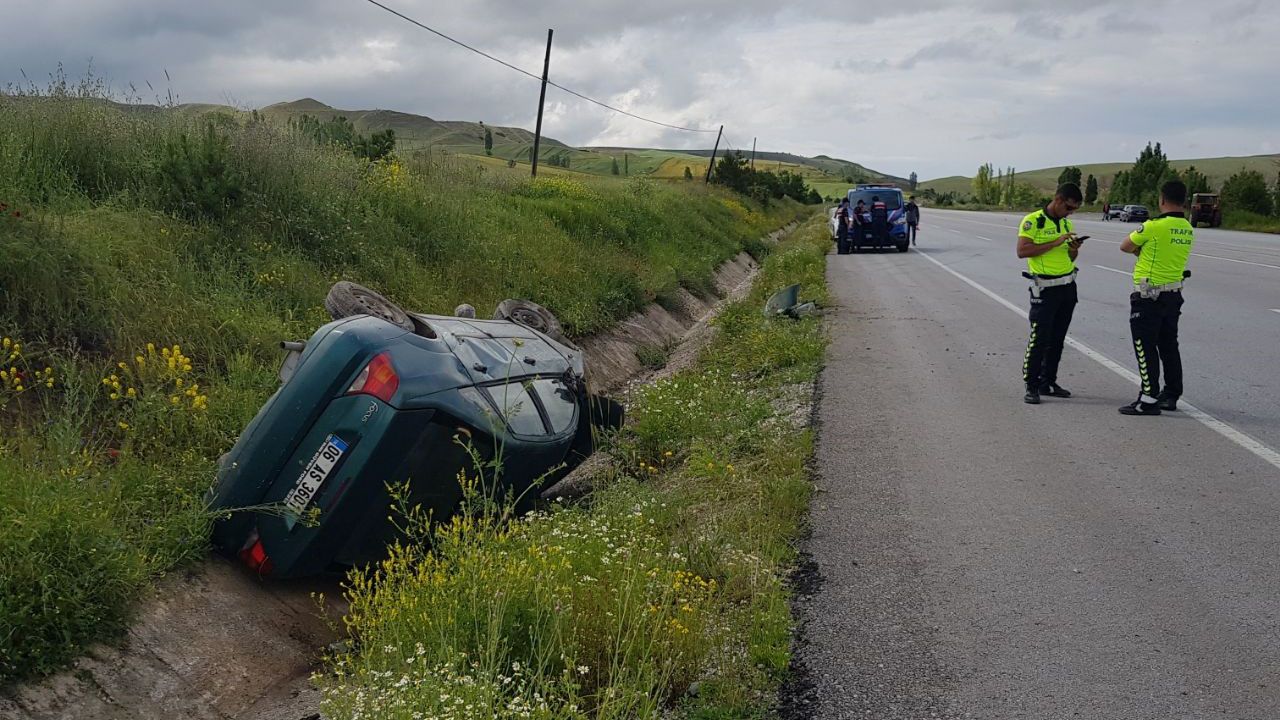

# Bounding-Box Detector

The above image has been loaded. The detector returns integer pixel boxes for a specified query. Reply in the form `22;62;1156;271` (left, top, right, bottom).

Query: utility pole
704;124;723;183
531;28;553;178
750;137;757;171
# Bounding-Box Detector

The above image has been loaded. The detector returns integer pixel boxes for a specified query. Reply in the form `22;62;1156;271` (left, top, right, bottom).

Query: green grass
1222;209;1280;234
0;88;814;684
316;218;832;719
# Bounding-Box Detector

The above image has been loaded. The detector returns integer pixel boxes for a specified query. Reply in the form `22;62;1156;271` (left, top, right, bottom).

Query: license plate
284;434;348;516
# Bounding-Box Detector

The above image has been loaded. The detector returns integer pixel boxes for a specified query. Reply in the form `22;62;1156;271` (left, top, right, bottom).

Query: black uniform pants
1023;281;1077;388
1129;290;1184;400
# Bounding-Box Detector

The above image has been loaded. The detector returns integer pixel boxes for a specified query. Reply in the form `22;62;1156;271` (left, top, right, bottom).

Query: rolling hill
921;155;1280;197
255;99;901;183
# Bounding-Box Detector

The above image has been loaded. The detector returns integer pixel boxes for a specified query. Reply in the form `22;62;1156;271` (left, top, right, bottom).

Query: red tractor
1189;192;1222;228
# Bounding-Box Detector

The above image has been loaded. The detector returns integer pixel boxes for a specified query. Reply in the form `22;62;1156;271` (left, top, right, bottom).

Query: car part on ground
207;284;621;579
763;284;820;319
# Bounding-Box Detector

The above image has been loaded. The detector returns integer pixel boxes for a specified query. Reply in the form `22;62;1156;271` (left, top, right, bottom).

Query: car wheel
897;243;909;253
494;299;573;346
324;281;415;331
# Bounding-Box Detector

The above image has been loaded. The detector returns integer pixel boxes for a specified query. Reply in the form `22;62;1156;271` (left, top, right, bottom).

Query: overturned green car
207;283;621;578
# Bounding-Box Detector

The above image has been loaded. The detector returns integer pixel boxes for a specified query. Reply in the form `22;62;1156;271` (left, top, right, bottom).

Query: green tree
610;157;620;175
1274;172;1280;217
973;163;1000;205
1128;142;1171;207
483;127;493;156
909;171;918;191
1109;170;1130;204
1182;165;1212;195
1221;169;1273;215
711;151;752;193
157;122;243;221
1085;174;1098;203
1057;166;1083;188
354;129;395;161
683;166;694;181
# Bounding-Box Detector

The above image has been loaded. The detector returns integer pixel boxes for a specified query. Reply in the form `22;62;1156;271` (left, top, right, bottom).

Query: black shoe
1024;387;1041;404
1039;383;1072;398
1156;394;1179;411
1119;400;1162;416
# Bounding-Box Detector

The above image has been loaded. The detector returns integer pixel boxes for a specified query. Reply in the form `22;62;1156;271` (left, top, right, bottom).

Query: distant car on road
1120;204;1150;223
1106;203;1126;220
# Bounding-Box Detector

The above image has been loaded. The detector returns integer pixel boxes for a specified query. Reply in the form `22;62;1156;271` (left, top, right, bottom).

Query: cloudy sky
4;0;1278;179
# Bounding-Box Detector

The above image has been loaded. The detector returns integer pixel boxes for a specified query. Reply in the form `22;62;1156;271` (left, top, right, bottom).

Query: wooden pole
751;137;756;170
704;125;723;183
531;29;553;178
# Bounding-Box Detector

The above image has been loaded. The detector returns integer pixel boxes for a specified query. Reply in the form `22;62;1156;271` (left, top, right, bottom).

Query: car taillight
346;351;399;403
238;528;274;576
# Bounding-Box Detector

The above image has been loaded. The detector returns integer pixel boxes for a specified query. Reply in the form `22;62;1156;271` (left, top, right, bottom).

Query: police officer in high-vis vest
1016;183;1085;405
1118;180;1194;416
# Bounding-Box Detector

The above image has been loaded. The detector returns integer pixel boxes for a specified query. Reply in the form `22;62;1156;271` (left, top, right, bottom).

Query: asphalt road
788;210;1280;719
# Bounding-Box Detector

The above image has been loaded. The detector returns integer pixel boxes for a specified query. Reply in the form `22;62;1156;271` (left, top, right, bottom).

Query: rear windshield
847;189;903;210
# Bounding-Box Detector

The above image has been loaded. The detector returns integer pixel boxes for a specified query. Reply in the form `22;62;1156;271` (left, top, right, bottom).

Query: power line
362;0;718;134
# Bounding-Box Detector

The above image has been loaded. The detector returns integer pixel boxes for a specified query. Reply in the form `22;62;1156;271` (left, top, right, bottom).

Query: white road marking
1186;252;1280;271
1092;265;1131;276
916;249;1280;473
1271;309;1280;315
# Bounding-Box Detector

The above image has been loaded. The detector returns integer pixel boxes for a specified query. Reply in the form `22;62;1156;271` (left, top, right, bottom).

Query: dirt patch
0;220;801;720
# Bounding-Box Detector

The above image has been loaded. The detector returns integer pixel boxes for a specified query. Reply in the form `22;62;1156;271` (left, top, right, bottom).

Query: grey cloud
2;0;1278;179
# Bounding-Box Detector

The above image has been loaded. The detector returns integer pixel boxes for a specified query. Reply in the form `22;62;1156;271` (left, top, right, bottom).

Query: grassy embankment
317;217;831;720
0;90;811;683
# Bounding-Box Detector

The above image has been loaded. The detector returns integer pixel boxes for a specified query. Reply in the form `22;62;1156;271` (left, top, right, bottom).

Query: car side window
486;380;547;436
532;378;578;435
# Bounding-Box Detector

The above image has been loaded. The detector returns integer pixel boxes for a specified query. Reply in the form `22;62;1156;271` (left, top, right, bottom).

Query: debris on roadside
764;284;820;319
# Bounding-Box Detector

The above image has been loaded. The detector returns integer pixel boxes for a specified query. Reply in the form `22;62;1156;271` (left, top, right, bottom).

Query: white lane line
1271;309;1280;315
916;250;1280;473
1187;252;1280;271
1092;265;1130;275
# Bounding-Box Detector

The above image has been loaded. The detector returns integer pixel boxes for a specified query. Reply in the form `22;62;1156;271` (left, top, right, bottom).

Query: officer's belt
1136;279;1183;299
1021;269;1076;298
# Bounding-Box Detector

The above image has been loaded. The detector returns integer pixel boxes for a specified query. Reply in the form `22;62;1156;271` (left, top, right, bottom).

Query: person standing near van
904;195;921;246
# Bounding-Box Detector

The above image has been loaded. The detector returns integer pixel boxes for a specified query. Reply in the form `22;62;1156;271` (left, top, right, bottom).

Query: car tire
324;281;415;331
494;299;574;347
897;243;909;253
